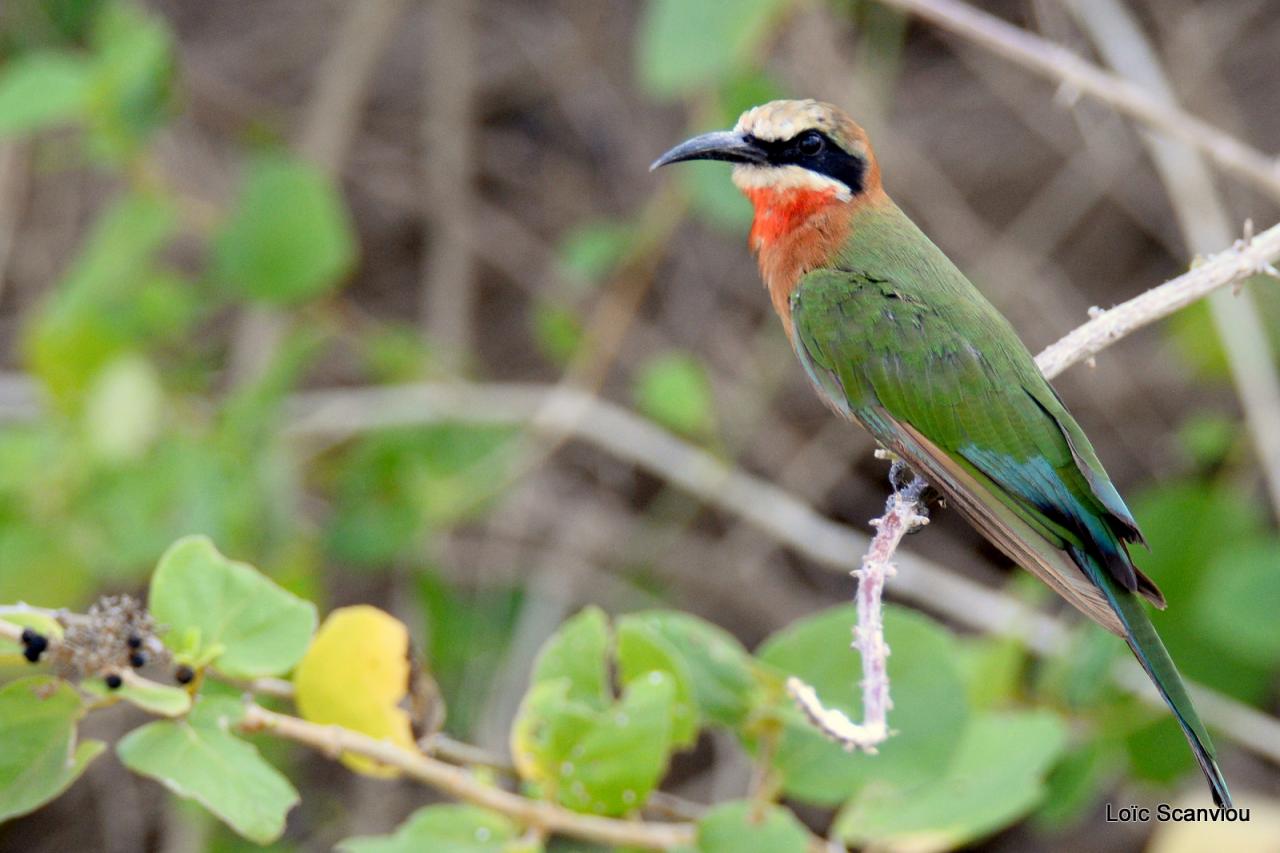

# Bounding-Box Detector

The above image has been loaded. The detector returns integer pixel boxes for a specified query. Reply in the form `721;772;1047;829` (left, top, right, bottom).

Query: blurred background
1;0;1278;850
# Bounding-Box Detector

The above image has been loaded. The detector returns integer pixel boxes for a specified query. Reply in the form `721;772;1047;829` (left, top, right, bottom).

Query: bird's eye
797;131;825;157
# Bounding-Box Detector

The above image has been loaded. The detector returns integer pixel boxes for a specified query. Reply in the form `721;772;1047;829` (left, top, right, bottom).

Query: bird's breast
743;186;854;338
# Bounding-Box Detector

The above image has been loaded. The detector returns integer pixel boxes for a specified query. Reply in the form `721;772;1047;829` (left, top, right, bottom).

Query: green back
790;201;1141;578
787;200;1230;806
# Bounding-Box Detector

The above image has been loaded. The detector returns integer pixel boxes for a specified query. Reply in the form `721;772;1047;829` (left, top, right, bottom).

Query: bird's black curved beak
649;130;767;171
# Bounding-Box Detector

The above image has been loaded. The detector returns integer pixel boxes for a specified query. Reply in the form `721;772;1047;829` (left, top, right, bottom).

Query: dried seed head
52;594;167;679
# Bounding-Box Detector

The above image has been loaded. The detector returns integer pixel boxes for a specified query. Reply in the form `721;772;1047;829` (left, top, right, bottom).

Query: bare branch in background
874;0;1280;203
1062;0;1280;520
1034;220;1280;378
421;0;478;367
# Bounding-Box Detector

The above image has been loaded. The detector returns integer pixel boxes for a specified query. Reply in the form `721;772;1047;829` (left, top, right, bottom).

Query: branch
873;0;1280;204
1034;219;1280;379
0;616;695;851
788;467;928;752
238;704;694;850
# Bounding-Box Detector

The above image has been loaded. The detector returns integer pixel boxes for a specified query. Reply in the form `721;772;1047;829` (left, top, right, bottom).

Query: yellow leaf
293;605;414;777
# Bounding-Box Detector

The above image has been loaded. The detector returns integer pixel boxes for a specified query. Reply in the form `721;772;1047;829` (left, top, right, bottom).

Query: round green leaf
0;676;104;822
213;155;356;304
757;605;969;805
337;804;526;853
835;710;1068;852
510;678;600;788
557;672;676;816
696;801;808;853
616;616;699;747
628;610;757;729
117;697;298;844
633;353;715;437
528;606;611;709
149;535;317;678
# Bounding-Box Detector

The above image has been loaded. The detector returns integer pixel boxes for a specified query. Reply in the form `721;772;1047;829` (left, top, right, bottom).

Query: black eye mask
745;130;866;195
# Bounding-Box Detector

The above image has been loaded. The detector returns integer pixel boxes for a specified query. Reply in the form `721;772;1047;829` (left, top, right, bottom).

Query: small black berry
127;633;142;649
22;639;46;663
20;627;38;645
129;652;146;668
104;673;123;690
174;664;195;685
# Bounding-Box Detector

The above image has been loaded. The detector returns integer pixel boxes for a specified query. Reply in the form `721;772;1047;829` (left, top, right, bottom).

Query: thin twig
874;0;1280;203
788;468;928;751
420;0;477;366
1033;219;1280;378
239;704;694;850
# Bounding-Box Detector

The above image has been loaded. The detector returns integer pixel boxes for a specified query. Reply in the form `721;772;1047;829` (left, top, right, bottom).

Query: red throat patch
742;185;854;339
745;186;842;252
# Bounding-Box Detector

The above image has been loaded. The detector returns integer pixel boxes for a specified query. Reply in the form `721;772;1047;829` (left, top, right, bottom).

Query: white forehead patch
731;164;852;200
734;99;830;142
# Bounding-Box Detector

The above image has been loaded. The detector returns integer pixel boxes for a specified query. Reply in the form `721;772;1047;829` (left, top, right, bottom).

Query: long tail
1071;546;1232;808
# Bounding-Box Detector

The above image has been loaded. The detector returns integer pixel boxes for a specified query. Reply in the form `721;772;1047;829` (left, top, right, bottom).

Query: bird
652;99;1231;808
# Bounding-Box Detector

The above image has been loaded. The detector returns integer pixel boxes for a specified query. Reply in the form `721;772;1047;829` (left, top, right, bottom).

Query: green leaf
510;678;600;788
528;606;611;709
0;611;63;663
117;697;298;844
637;0;788;98
213;154;356;304
86;1;175;158
26;193;181;404
1034;736;1124;829
0;676;104;821
835;710;1068;852
531;303;584;366
696;801;808;853
149;535;317;677
1133;480;1271;703
0;51;91;135
956;635;1027;710
558;221;634;287
757;605;969;805
627;611;756;729
82;677;192;717
556;672;675;815
616;616;699;747
633;353;715;438
337;804;527;853
1193;538;1280;667
326;425;516;565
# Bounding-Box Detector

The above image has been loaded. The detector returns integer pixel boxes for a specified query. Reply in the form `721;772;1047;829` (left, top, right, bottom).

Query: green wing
789;265;1154;601
788;261;1230;807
